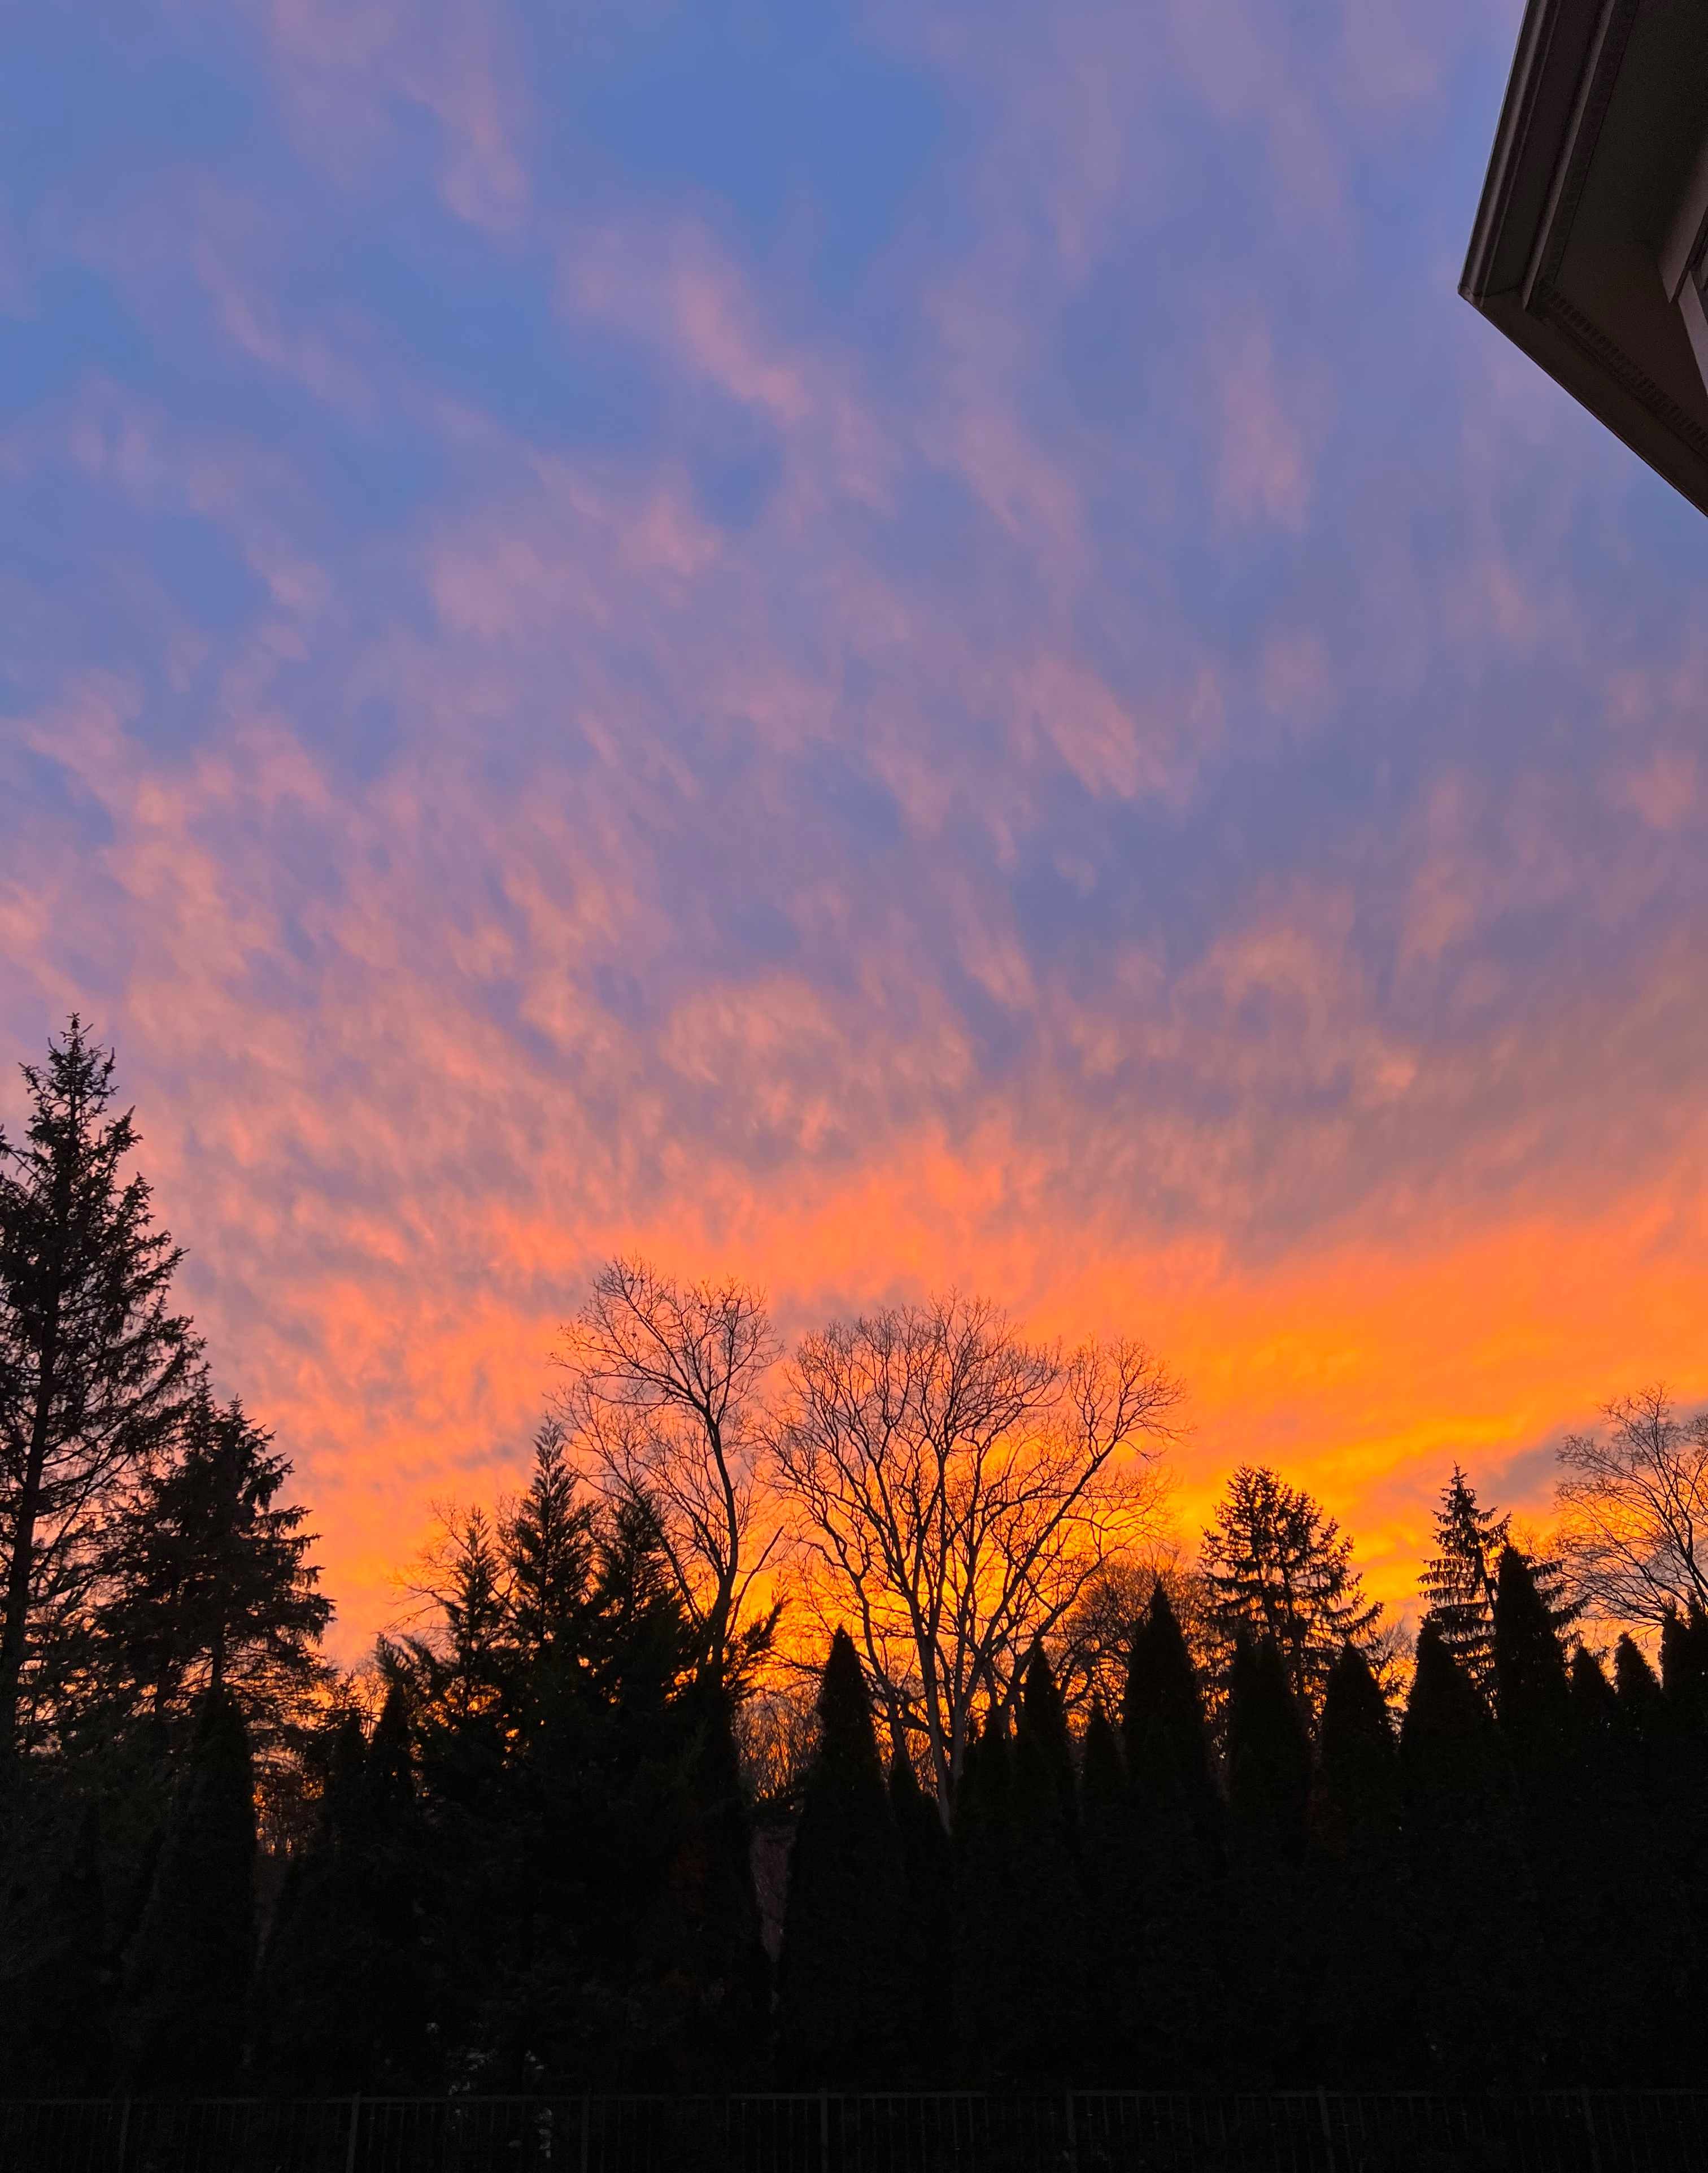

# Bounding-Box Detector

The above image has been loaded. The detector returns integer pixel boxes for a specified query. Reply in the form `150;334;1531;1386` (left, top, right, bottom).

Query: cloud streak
4;0;1707;1654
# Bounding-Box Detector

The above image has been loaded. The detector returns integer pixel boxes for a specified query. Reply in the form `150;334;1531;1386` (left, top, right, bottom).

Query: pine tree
1201;1466;1380;1718
93;1388;330;1741
776;1631;910;2082
1418;1467;1509;1699
0;1022;199;1760
119;1683;258;2091
1399;1619;1541;2087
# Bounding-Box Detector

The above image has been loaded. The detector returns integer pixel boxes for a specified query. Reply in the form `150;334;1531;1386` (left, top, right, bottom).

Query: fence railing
0;2091;1703;2173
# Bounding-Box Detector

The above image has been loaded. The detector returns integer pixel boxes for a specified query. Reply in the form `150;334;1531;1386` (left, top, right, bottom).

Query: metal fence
0;2092;1702;2173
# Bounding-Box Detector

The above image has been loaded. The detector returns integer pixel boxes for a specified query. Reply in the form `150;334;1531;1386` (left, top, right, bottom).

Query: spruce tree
0;1022;199;1760
1202;1467;1380;1718
119;1683;258;2091
776;1631;910;2082
94;1387;330;1740
1399;1619;1541;2087
1418;1467;1508;1699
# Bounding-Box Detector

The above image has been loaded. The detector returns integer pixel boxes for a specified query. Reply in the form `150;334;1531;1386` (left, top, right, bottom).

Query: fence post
115;2097;130;2173
820;2089;830;2173
345;2093;361;2173
1065;2092;1078;2172
581;2092;591;2173
1317;2086;1335;2172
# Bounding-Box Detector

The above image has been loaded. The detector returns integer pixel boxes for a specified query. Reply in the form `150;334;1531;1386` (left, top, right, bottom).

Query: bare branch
1555;1386;1708;1634
769;1292;1180;1819
551;1256;780;1685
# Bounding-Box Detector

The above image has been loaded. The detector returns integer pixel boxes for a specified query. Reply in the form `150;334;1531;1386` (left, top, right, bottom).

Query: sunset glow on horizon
6;0;1708;1664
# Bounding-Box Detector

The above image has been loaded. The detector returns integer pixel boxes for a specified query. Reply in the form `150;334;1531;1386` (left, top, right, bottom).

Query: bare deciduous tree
1555;1386;1708;1632
552;1256;781;1686
770;1292;1180;1819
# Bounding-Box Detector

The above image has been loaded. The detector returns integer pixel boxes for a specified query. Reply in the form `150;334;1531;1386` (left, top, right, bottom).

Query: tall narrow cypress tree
890;1742;953;2079
1222;1634;1312;2082
647;1680;770;2086
1400;1619;1540;2087
1313;1642;1412;2084
1079;1706;1142;2079
1004;1653;1086;2076
119;1684;257;2091
1492;1547;1572;1760
1021;1643;1078;1846
950;1719;1012;2077
776;1631;909;2083
1122;1587;1221;1867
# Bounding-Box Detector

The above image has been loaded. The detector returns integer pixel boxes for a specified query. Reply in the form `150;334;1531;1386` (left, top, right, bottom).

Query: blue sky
5;0;1707;1643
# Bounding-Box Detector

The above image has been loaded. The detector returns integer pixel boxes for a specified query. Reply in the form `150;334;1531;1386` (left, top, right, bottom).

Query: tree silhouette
1201;1466;1380;1717
1419;1467;1509;1699
777;1631;909;2082
118;1684;257;2092
0;1022;199;1760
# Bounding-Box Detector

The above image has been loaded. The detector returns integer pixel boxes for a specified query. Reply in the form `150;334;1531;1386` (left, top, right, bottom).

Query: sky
5;0;1708;1661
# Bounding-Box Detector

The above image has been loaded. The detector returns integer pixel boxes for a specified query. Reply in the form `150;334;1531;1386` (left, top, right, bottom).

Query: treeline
2;1022;1706;2099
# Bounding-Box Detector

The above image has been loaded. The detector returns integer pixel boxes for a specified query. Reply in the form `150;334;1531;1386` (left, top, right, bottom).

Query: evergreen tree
1078;1705;1142;2077
1201;1466;1380;1718
640;1679;770;2087
1418;1467;1508;1699
1125;1712;1222;2082
776;1630;910;2082
1492;1545;1572;1758
1003;1652;1086;2076
0;1022;199;1760
93;1387;330;1740
1222;1634;1312;2083
1122;1586;1221;1866
251;1709;377;2090
1399;1619;1540;2087
119;1683;257;2091
1313;1643;1412;2085
0;1792;112;2093
1614;1632;1665;1736
1021;1641;1078;1846
889;1739;953;2078
950;1719;1012;2076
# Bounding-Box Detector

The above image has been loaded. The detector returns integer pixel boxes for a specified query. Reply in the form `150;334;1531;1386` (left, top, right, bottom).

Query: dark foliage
777;1631;908;2082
